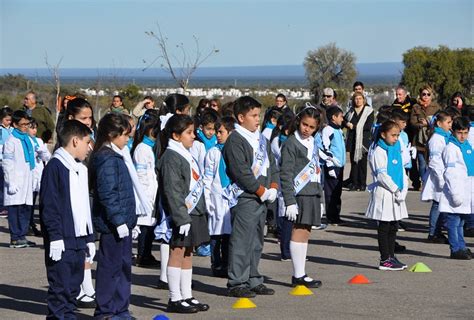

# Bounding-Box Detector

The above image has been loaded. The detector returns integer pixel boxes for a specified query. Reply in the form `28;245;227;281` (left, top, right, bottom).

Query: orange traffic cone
348;274;371;284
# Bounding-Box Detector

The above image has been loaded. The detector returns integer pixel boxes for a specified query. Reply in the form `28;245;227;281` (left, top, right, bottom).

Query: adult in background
132;96;156;118
392;85;419;190
347;81;372;110
274;93;294;117
448;92;469;112
108;95;128;114
22;91;55;143
410;85;441;182
344;92;374;191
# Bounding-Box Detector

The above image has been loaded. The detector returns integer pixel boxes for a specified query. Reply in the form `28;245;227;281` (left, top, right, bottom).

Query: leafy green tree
304;43;357;103
401;46;473;104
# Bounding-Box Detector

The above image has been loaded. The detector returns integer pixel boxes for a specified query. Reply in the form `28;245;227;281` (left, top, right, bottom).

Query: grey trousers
227;197;266;289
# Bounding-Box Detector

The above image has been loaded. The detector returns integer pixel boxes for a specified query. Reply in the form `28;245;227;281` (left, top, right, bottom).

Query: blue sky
1;0;472;68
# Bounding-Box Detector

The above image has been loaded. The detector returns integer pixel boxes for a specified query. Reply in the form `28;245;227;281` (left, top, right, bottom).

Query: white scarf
108;143;153;217
346;106;373;162
167;139;201;191
160;113;174;130
235;124;269;176
53;148;93;237
295;131;318;182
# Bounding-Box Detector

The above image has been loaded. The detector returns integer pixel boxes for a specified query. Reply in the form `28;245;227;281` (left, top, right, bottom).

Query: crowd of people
0;83;472;318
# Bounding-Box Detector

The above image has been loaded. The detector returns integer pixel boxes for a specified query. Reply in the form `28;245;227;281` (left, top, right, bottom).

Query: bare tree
143;23;219;92
44;53;63;121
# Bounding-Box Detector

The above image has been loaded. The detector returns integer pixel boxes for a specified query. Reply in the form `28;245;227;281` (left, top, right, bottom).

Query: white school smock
133;142;158;226
438;143;474;214
469;126;474;146
203;147;231;235
2;136;34;206
421;134;447;202
32;137;51;193
399;133;411;168
365;145;408;221
262;127;273;142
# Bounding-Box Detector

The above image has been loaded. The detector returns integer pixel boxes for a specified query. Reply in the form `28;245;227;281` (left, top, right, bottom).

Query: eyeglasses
422;92;431;97
17;122;30;127
323;95;333;98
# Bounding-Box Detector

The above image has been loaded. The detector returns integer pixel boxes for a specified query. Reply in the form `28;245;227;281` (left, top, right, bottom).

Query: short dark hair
233;96;261;119
391;108;409;122
353;81;364;90
58;120;91;147
112;95;123;102
326;106;342;122
12;110;29;124
215;116;236;133
199;108;219;126
0;107;13;121
276;93;287;102
452;116;470;132
28;117;38;129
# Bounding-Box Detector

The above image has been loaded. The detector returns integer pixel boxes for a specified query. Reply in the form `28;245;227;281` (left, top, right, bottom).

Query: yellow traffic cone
289;285;314;296
408;262;432;272
232;298;257;309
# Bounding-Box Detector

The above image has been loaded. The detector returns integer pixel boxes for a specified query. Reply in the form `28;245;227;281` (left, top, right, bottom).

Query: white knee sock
290;241;308;278
81;268;95;296
180;268;193;300
160;243;170;282
167;266;182;302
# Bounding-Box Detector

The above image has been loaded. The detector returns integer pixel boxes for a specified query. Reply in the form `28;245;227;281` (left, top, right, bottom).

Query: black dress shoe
166;299;199;313
184;298;209;312
76;294;96;309
135;255;159;268
156;279;168;290
250;284;275;295
228;287;256;298
291;275;322;288
450;250;471;260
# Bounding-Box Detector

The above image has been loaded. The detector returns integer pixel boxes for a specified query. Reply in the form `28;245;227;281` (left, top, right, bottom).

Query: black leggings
377;221;398;261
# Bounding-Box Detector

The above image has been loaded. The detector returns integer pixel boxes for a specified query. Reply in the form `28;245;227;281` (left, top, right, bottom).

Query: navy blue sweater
90;147;137;234
40;158;93;250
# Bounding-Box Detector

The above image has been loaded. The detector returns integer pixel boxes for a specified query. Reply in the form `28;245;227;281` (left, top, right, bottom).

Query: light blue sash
224;134;267;208
294;144;319;195
184;159;205;214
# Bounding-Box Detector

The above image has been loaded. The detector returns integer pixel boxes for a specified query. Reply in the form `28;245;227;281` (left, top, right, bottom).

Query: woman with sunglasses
410;84;441;180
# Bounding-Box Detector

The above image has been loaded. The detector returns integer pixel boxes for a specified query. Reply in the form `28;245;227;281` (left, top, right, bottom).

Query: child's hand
394;190;404;203
179;223;191;237
86;242;96;264
285;204;299;222
116;224;129;238
49;240;65;262
267;188;278;203
7;185;19;195
131;226;141;240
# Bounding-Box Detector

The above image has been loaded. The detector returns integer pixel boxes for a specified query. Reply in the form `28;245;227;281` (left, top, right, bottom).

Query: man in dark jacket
22;91;55;143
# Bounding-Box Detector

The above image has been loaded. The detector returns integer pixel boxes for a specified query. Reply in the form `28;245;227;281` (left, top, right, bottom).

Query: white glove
7;185;19;195
266;188;278;203
86;242;96;264
131;226;141;240
285;204;299;222
328;169;337;179
394;190;403;203
409;145;417;160
49;240;65;262
259;188;271;202
116;224;129;238
179;223;191;237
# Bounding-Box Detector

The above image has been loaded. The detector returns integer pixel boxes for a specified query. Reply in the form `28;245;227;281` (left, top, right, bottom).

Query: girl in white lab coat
203;116;236;277
420;111;452;243
366;120;408;271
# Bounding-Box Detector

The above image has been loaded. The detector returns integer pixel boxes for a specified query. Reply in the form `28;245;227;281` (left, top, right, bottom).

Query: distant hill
0;62;403;87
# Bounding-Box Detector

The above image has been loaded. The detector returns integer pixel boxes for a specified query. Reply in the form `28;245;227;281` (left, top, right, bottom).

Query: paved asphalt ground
0;189;473;320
